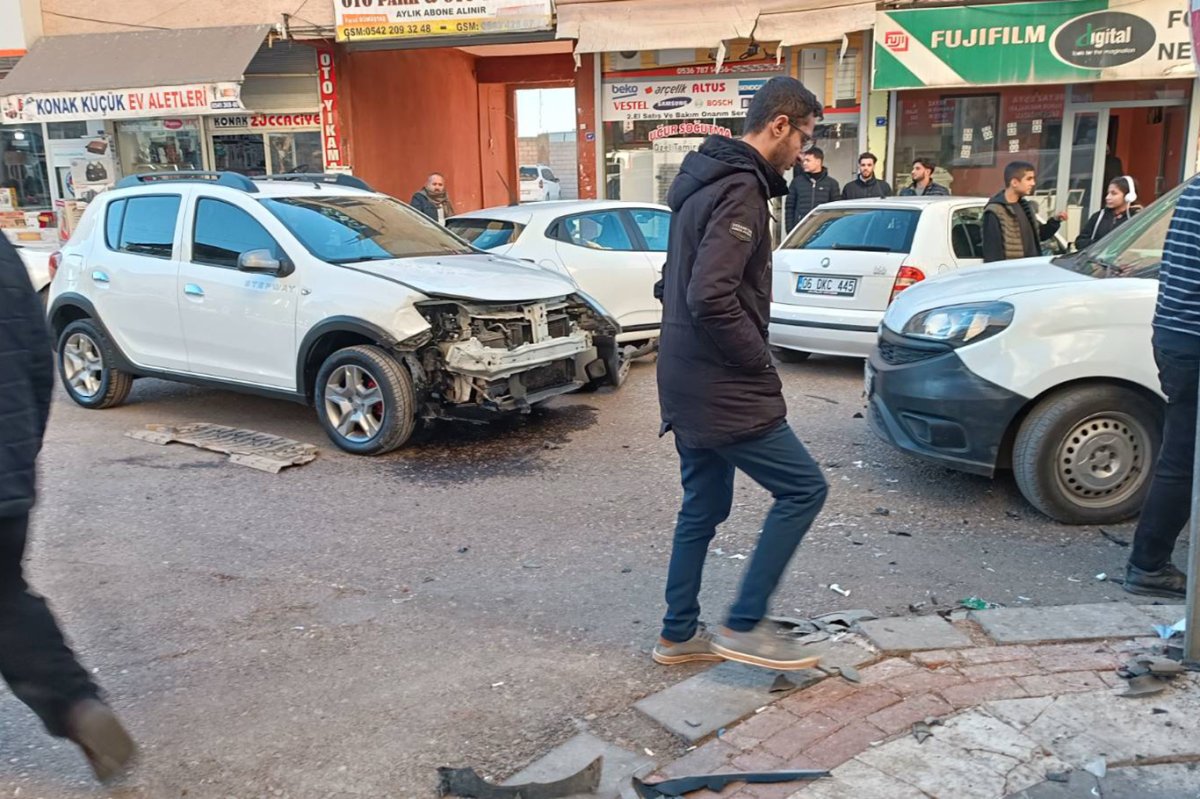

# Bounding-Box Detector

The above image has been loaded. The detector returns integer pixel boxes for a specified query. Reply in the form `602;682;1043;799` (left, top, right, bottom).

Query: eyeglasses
788;120;817;153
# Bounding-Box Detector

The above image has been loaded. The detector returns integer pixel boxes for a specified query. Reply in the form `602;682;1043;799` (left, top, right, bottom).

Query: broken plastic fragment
712;547;726;556
912;722;933;744
1083;758;1107;779
838;665;862;684
438;756;602;798
770;674;798;693
631;770;830;799
959;597;999;611
829;584;851;597
730;553;747;560
1153;618;1187;639
1094;573;1107;581
1119;674;1167;698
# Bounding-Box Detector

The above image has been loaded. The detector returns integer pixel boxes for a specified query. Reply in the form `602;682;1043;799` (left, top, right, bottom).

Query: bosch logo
653;97;693;111
610;84;639;98
884;31;909;51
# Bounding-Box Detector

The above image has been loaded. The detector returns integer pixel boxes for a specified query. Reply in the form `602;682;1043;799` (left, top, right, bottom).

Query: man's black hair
912;157;935;171
744;76;822;134
806;146;825;160
1004;161;1035;185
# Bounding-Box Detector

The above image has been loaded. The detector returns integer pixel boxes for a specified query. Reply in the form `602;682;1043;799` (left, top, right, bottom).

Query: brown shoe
65;699;136;783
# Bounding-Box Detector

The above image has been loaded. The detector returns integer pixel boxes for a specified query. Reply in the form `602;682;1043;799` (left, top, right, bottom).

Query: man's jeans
1130;347;1200;571
0;513;99;737
662;422;828;643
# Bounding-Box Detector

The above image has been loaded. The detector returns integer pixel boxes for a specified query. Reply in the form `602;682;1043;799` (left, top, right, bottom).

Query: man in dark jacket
841;152;892;200
899;157;951;197
410;172;455;224
982;161;1066;262
652;77;829;672
785;146;840;232
0;236;135;782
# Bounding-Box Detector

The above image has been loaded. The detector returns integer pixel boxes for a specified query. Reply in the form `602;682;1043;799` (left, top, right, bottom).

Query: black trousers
0;513;98;737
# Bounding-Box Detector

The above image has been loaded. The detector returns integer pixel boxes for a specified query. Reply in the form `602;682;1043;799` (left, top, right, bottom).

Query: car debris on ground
438;756;601;798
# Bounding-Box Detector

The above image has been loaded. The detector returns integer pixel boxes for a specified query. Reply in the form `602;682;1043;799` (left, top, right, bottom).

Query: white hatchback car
448;200;668;349
867;180;1183;524
519;164;562;203
770;197;1066;360
46;172;622;455
14;241;53;294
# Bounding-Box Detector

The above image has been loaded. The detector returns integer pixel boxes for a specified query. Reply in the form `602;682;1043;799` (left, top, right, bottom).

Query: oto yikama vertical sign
316;47;346;169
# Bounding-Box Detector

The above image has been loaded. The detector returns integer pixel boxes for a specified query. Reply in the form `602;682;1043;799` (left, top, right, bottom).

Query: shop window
116;196;181;259
213;134;267;176
192;199;281;268
1;125;51;213
629;209;670;251
117;119;204;175
558;212;634;251
269;132;323;174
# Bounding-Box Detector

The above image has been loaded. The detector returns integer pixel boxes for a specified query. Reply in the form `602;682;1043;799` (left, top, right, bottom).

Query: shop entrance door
1057;96;1189;243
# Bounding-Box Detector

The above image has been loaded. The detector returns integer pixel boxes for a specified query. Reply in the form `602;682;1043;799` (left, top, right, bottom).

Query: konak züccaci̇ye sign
873;0;1196;90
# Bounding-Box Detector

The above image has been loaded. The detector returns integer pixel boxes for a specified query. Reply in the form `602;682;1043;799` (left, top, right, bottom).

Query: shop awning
555;0;875;53
0;25;272;123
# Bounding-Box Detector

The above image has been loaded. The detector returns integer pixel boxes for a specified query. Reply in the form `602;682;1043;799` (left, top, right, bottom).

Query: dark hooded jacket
0;235;53;517
786;168;840;232
841;175;892;200
654;136;787;449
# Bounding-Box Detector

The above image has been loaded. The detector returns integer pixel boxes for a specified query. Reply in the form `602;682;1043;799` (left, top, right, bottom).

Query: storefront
875;0;1199;241
600;35;869;204
0;26;328;241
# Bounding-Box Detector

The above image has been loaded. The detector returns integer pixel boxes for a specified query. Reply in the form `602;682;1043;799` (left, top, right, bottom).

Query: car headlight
901;302;1014;347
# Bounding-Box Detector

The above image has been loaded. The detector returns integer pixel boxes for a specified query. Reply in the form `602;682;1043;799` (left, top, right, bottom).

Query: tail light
48;251;62;281
889;265;925;304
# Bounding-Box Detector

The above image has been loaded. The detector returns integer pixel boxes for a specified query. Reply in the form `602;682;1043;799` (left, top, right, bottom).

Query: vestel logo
884;31;909;52
1052;11;1155;69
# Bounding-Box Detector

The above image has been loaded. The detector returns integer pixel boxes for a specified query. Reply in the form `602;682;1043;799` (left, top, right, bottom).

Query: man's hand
1055;211;1068;221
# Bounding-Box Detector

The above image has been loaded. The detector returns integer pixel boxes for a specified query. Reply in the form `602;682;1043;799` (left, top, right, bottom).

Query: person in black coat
1076;176;1139;250
982;161;1066;262
785;146;840;232
410;172;455;224
841;152;892;200
0;235;135;782
652;77;828;672
898;157;951;197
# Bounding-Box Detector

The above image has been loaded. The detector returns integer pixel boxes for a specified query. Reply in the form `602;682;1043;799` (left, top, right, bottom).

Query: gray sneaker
1124;562;1187;600
711;620;826;671
653;623;725;665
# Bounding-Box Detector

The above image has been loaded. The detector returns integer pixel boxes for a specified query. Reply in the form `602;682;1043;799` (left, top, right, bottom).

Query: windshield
782;208;920;254
1054;180;1189;280
260;195;472;263
446;218;525;250
519;167;538;181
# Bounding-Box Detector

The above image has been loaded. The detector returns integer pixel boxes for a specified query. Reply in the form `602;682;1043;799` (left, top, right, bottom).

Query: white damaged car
46;172;621;455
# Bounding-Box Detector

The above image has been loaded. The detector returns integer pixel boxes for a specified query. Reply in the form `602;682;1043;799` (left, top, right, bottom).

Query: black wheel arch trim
48;293;139;373
296;316;403;399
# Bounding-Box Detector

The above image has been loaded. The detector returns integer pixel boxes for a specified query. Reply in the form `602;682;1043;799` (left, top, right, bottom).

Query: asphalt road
0;354;1169;797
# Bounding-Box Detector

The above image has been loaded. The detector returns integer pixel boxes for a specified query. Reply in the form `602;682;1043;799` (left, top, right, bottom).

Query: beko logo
610;84;639;98
653;97;692;111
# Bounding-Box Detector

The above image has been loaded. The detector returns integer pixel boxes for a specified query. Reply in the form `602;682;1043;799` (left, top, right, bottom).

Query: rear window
446;218;525;250
519;167;538;180
782;208;921;254
114;195;181;259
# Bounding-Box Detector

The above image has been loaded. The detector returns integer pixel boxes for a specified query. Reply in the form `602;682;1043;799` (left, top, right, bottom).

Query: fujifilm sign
931;25;1046;48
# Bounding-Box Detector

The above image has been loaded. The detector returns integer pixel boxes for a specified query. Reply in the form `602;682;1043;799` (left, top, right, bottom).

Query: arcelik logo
884;31;909;52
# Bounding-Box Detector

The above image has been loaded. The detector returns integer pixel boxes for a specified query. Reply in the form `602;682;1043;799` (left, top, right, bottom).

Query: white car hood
884;258;1092;328
349;253;576;302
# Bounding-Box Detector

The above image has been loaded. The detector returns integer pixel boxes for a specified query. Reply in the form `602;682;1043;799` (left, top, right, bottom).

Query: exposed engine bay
405;295;620;418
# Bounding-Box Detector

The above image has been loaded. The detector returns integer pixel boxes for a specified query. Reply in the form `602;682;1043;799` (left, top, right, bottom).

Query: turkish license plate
864;361;876;398
797;275;858;296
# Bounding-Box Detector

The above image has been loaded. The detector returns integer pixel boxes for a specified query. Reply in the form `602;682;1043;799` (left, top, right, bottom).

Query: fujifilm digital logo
930;25;1045;48
1052;11;1155;68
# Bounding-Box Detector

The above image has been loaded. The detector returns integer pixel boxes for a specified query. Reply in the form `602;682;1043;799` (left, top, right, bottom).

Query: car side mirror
237;248;293;277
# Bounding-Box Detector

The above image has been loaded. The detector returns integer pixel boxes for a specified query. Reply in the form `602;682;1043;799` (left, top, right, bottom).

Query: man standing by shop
899;157;951;197
411;172;455;224
841;152;892;200
982;161;1066;262
785;146;840;233
652;77;830;672
1123;175;1200;599
0;235;136;783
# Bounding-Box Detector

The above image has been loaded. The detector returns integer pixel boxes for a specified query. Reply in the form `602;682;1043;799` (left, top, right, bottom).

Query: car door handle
91;270;110;284
184;283;205;297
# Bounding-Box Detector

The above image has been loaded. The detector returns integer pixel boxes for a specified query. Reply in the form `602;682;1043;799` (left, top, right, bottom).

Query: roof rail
114;171;259;192
252;173;374;191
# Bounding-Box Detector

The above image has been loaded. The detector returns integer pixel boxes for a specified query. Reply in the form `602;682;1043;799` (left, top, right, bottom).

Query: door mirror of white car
238;249;293;277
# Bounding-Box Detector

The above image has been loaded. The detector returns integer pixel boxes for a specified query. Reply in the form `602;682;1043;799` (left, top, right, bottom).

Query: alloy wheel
62;333;104;399
324;364;386;443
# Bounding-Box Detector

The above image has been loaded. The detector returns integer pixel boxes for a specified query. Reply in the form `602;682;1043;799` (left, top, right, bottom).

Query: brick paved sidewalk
648;614;1199;798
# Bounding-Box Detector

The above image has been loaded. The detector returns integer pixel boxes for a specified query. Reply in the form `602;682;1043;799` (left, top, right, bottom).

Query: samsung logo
653;97;692;111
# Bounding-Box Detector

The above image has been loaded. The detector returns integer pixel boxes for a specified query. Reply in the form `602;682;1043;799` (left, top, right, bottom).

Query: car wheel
57;319;133;409
582;338;630;392
315;345;415;455
773;347;811;364
1012;385;1161;525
